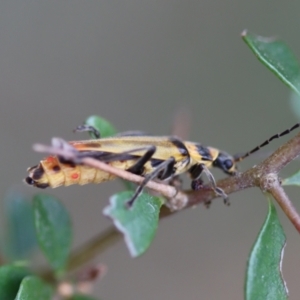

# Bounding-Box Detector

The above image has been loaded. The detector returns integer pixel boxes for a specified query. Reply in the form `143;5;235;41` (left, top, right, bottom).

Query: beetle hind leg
126;146;156;175
73;125;101;139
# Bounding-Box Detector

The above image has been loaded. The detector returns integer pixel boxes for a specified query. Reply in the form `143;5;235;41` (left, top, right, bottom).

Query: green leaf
85;115;117;138
242;30;300;96
282;169;300;186
15;276;53;300
245;196;288;300
85;115;134;190
3;191;36;260
33;193;72;274
103;191;163;257
121;180;136;191
0;264;29;299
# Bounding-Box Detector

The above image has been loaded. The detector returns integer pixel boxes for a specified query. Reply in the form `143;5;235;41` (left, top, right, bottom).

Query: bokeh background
1;1;300;299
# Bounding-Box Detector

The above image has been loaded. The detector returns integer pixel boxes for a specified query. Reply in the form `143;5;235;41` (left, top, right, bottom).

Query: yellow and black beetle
25;123;300;206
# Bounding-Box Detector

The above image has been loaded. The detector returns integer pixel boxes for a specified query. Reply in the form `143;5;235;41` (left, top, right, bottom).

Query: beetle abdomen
26;155;119;188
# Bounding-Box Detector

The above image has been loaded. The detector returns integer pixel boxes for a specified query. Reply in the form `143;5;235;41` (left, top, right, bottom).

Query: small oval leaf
15;276;53;300
245;196;288;300
33;193;72;274
3;191;37;260
282;170;300;186
103;191;164;257
85;115;117;139
0;264;29;299
242;30;300;96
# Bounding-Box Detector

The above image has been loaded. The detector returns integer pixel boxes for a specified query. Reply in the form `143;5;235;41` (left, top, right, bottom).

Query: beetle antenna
234;123;300;162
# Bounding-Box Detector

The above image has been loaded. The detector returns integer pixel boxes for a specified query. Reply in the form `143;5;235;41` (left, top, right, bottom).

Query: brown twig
37;131;300;281
262;174;300;233
33;143;188;211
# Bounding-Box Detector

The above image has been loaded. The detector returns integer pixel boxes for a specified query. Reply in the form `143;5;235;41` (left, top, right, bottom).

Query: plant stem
38;131;300;280
267;175;300;233
41;226;121;282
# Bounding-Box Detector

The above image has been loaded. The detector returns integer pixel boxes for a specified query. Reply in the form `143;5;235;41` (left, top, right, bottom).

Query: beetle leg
201;165;229;205
204;200;212;209
189;164;229;205
126;146;156;175
189;164;204;190
191;178;204;191
126;157;176;207
169;175;183;190
73;125;101;139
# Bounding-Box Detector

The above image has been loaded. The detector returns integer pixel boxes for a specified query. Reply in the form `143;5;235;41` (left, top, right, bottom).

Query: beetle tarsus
74;125;101;139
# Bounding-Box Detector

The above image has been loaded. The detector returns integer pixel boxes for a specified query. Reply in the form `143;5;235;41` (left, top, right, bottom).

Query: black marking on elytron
78;150;138;163
32;166;45;180
25;176;35;185
195;144;213;161
53;165;61;172
78;145;165;165
189;163;204;179
169;137;189;157
126;146;156;175
151;158;164;168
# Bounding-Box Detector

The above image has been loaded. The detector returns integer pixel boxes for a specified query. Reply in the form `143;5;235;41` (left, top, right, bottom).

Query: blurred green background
1;1;300;299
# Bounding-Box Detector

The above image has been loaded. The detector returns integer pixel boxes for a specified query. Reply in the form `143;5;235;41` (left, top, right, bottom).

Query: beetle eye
224;159;233;170
25;177;35;185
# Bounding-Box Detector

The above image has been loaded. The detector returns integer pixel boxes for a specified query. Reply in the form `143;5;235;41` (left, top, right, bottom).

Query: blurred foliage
1;33;300;298
244;197;288;300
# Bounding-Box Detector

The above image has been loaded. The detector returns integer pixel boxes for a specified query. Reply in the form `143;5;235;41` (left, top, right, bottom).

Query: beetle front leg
189;164;229;205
